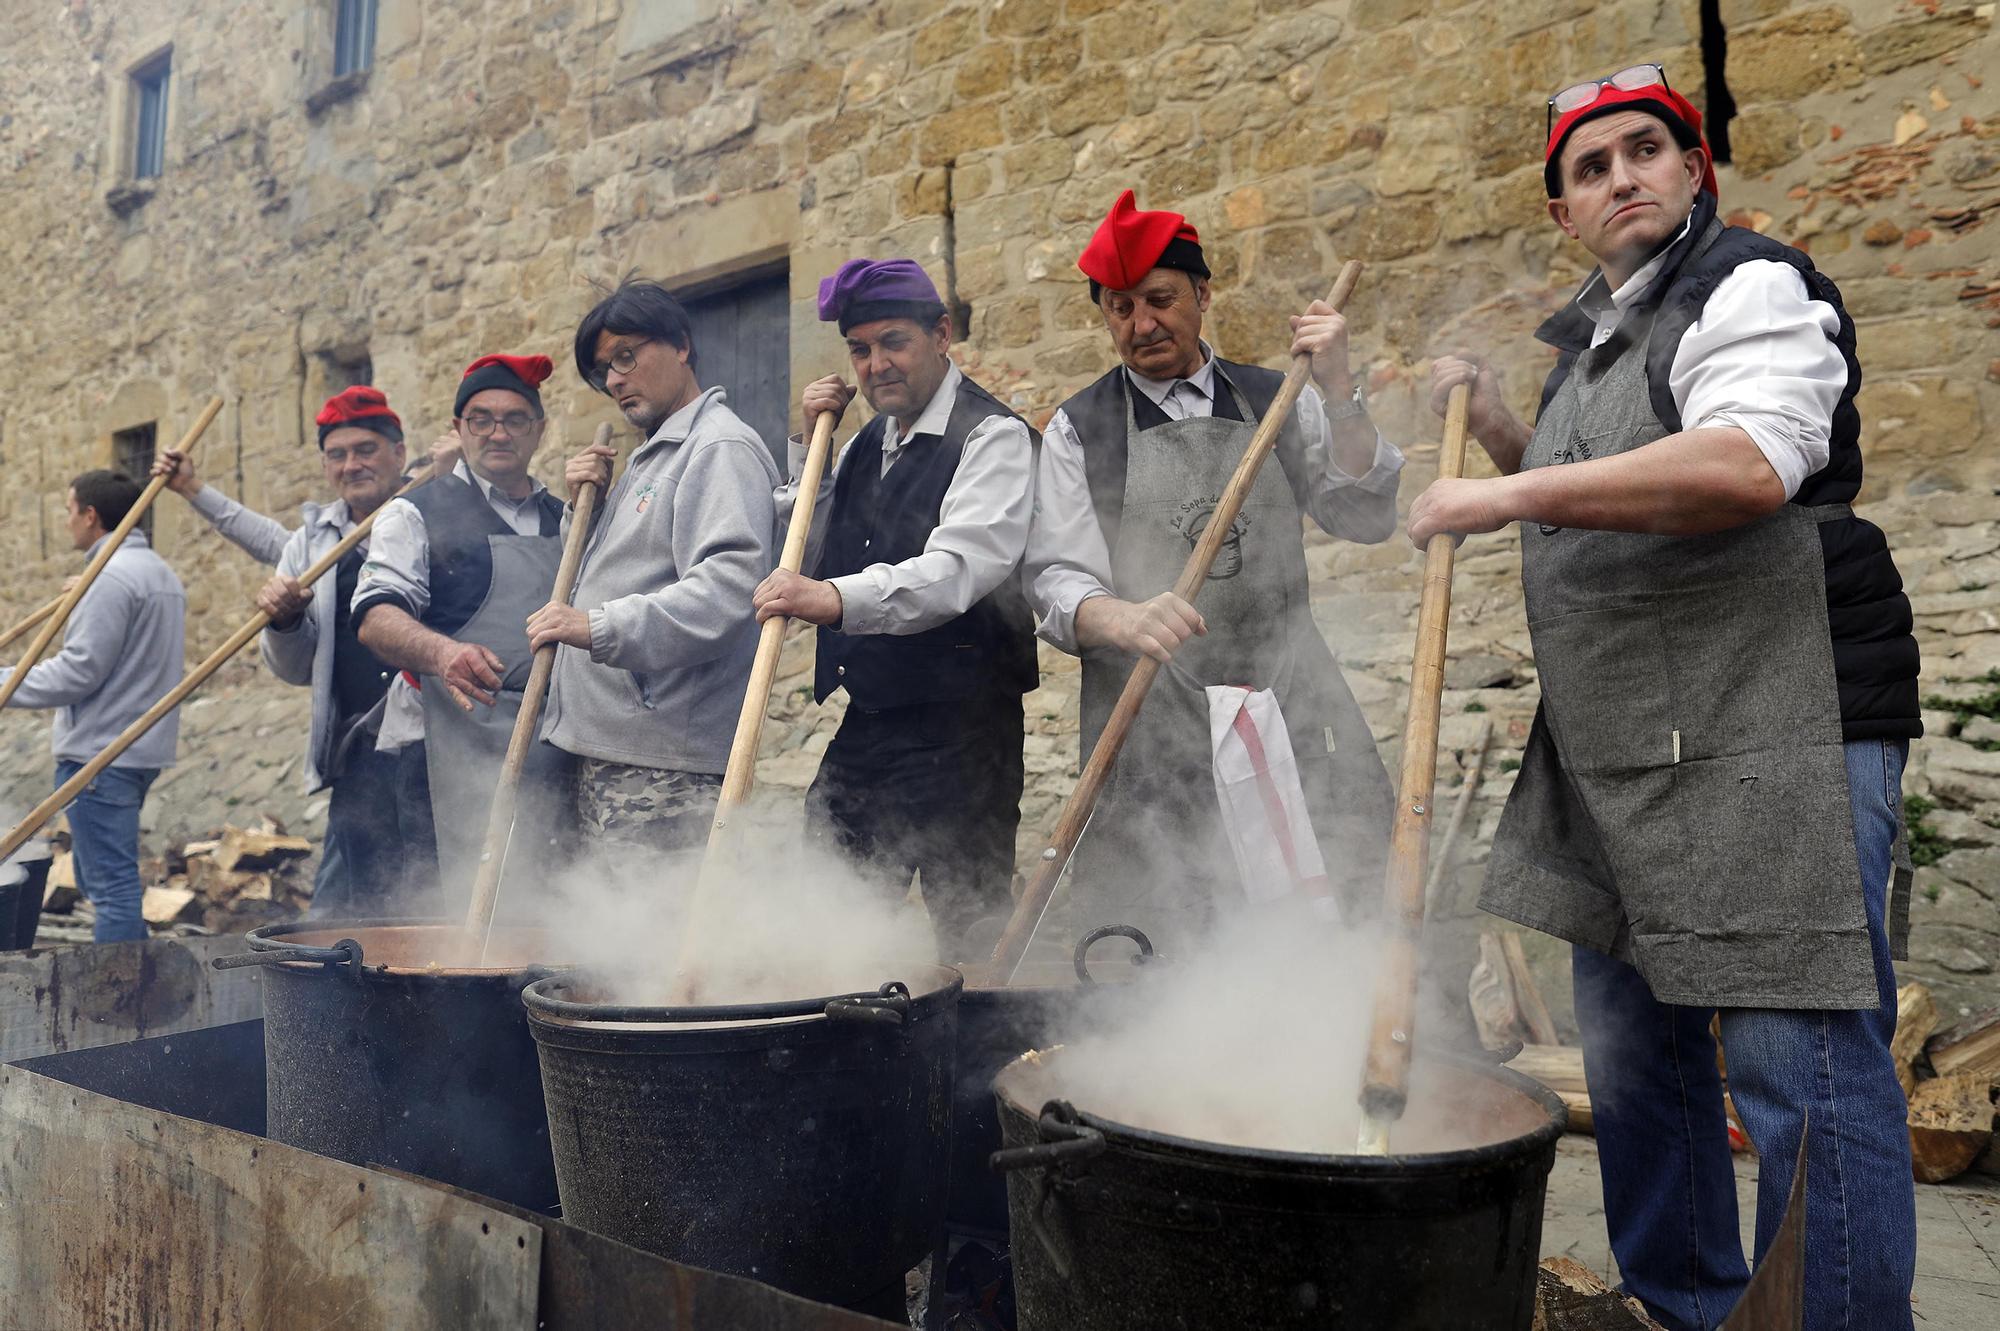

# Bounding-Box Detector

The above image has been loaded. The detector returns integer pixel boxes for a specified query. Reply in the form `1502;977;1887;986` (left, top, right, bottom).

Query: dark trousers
805;695;1024;962
1574;739;1915;1331
310;742;442;920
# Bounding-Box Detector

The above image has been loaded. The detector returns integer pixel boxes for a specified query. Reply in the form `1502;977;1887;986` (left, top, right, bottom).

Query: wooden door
682;268;790;469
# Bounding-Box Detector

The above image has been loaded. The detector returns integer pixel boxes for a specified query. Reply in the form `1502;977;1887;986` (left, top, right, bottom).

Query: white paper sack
1206;686;1332;909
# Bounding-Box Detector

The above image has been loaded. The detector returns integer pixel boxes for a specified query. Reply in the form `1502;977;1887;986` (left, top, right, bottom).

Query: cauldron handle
988;1100;1106;1175
822;980;912;1027
210;938;364;972
1073;925;1156;985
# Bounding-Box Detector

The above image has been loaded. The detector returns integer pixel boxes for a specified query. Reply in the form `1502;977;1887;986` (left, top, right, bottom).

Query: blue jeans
1572;739;1915;1331
56;760;160;945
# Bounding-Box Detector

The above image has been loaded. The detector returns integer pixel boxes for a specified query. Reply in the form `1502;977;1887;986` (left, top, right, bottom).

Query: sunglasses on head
1546;64;1669;138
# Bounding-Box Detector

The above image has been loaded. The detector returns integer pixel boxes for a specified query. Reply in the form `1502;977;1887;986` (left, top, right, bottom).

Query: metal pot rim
522;963;964;1029
243;917;566;979
994;1047;1567;1173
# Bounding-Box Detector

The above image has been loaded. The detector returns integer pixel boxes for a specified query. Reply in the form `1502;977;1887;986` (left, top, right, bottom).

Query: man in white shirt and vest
1411;69;1920;1331
754;259;1036;961
354;354;574;910
1023;190;1403;956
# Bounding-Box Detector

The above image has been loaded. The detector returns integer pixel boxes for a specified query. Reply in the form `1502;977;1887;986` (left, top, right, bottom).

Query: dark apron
420;532;575;913
1481;237;1884;1009
1072;370;1391;955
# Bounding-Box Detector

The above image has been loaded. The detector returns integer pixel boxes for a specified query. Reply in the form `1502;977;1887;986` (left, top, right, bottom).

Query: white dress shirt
1578;218;1845;499
776;363;1035;637
1024;343;1406;653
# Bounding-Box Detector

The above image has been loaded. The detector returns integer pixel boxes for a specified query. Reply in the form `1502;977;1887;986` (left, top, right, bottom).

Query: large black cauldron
992;1045;1565;1330
214;918;562;1210
523;963;961;1318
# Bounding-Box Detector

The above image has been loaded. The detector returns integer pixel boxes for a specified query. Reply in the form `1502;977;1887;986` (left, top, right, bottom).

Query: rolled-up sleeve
350;498;430;624
1669;260;1842;500
1280;384;1405;545
829;416;1034;637
1022;409;1117;656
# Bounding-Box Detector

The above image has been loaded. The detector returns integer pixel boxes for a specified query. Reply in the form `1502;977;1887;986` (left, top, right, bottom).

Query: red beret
1544;85;1717;200
314;385;402;445
1077;189;1209;294
456;353;553;417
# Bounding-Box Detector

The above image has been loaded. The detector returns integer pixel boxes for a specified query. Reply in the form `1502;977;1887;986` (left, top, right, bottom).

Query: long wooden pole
985;262;1365;983
666;410;839;993
465;422;615;948
1356;382;1471;1155
0;597;63;654
0;460;436;866
0;397;223;713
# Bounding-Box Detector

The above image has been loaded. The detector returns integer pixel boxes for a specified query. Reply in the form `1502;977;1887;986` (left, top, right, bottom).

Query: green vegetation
1903;793;1951;869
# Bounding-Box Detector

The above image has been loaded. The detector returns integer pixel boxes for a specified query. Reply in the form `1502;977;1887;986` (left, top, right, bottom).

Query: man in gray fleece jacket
1;471;185;942
531;280;779;865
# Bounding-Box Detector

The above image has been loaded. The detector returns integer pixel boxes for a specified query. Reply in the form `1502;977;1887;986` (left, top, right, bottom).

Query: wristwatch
1325;381;1367;422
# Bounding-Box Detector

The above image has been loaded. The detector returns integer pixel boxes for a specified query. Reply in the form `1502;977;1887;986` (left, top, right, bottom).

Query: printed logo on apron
1170;495;1253;578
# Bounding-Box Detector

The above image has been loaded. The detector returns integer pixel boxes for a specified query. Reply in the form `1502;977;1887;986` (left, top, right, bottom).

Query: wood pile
1532;1259;1665;1331
1898;983;2000;1184
39;815;316;935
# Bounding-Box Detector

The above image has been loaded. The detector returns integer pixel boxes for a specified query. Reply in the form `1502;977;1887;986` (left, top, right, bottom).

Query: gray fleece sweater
542;387;780;773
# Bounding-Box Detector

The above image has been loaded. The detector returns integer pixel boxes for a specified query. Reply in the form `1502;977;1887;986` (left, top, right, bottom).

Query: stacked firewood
1894;982;2000;1184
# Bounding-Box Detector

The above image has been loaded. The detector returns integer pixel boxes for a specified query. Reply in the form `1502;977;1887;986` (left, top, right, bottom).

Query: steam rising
521;834;938;1008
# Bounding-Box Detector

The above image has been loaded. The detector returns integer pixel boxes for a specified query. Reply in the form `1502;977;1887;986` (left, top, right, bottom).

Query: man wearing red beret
355;354;575;907
1024;190;1402;954
1411;68;1918;1329
754;258;1038;961
152;386;438;916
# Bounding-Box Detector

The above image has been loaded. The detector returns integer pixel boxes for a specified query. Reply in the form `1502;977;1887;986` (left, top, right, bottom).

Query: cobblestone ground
3;478;1996;1017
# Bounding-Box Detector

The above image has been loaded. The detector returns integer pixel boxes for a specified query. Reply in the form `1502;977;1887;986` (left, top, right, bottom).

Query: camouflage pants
575;758;721;862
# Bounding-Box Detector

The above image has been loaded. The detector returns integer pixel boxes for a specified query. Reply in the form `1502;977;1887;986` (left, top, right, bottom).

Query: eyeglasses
1547;64;1668;138
462;411;538;436
587;338;654;392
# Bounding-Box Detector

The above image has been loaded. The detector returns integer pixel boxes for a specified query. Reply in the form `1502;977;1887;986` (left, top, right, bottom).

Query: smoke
518;830;938;1010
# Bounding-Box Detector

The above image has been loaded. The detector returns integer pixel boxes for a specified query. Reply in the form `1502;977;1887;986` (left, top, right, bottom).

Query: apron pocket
1528;602;1675;774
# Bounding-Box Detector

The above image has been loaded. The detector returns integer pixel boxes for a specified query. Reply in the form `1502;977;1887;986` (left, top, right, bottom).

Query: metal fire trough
0;934;896;1331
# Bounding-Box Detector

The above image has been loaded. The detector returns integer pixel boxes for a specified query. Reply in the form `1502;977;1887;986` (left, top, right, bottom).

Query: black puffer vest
1533;193;1920;740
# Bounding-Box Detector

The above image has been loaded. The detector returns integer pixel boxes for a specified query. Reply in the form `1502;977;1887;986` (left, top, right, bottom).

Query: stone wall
2;1;1996;1008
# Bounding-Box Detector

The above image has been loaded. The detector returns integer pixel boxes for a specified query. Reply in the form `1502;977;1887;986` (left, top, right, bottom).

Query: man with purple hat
1023;189;1402;957
1411;66;1919;1329
753;258;1036;961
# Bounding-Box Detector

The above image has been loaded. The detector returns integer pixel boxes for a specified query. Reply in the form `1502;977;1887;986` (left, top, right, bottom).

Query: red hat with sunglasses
1543;64;1718;200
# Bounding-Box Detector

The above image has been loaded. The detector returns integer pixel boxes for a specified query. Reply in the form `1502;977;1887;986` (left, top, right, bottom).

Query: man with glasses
532;279;779;872
1022;190;1402;956
354;354;574;908
1411;69;1919;1331
152;386;439;917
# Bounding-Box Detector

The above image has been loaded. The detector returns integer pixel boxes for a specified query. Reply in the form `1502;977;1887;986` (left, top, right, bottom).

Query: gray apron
420;533;576;914
1481;222;1885;1009
1072;370;1392;955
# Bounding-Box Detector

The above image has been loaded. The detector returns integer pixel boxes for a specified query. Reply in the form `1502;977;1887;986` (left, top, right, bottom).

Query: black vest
813;375;1040;707
1057;357;1306;557
1532;192;1920;739
356;472;564;639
